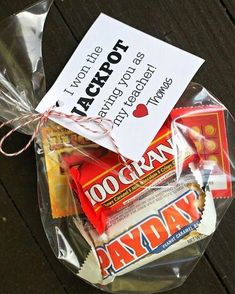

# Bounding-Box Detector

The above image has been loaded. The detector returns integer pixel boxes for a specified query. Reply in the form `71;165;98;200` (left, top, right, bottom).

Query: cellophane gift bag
0;1;234;293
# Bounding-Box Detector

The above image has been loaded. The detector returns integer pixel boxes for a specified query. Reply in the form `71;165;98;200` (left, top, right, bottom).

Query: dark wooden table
0;1;235;293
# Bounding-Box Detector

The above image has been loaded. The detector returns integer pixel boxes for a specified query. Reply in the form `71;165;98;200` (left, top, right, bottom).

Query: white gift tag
36;13;204;161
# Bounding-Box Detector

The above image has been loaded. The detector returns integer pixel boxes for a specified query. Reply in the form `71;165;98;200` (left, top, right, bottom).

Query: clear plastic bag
0;1;234;293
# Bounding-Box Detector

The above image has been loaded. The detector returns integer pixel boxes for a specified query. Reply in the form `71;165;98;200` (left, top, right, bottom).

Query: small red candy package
171;105;232;198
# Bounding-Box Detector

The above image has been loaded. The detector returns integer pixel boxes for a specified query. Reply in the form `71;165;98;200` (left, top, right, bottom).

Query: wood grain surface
0;1;234;293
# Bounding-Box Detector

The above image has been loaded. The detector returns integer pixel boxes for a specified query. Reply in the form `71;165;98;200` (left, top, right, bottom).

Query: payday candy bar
69;118;197;234
171;105;232;198
97;183;204;279
76;180;216;285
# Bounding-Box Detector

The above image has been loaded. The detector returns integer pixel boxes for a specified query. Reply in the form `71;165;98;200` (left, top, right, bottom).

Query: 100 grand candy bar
67;105;231;234
69;117;193;234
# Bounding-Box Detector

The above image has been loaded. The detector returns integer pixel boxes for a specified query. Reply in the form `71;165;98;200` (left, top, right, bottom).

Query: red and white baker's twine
0;107;132;172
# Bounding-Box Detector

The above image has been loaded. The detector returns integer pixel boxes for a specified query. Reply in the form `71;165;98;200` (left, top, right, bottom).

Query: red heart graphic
133;104;148;118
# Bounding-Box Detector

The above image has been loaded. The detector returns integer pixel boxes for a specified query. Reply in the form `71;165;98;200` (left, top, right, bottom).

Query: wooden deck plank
220;0;235;22
0;183;66;294
0;0;235;293
206;203;235;293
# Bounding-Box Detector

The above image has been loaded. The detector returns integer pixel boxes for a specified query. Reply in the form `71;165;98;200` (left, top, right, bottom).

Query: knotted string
0;107;133;175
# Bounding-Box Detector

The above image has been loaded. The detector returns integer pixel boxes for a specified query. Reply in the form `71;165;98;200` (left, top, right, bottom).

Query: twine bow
0;107;131;170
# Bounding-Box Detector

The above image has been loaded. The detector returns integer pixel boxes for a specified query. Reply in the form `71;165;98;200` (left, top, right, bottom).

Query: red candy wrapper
171;105;232;198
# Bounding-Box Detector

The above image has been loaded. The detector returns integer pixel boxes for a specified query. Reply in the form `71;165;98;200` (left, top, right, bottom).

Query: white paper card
36;13;204;161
